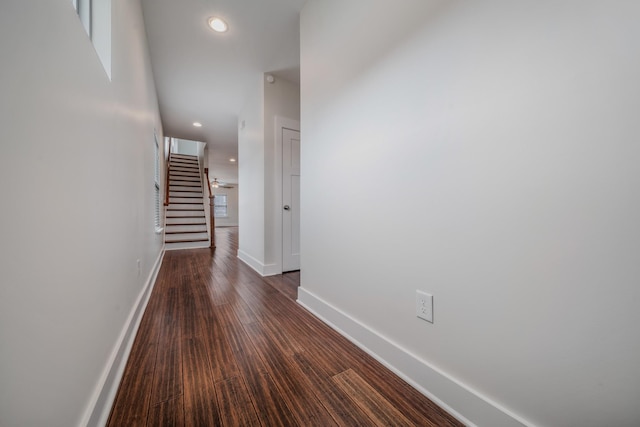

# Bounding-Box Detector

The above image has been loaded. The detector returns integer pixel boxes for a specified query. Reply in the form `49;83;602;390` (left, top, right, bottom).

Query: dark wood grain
292;352;376;426
182;337;220;427
147;396;184;427
215;376;261;427
107;227;463;427
151;286;182;404
332;369;417;427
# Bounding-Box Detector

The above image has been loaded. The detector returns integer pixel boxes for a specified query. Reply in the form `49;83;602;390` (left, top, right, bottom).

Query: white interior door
282;128;301;272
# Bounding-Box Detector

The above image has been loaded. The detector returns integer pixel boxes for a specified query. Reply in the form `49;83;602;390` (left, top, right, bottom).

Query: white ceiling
140;0;307;164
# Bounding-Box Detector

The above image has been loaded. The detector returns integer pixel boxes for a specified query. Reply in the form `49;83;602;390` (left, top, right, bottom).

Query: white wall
172;138;200;156
238;77;266;267
238;74;300;275
0;0;164;426
299;1;640;427
213;186;239;227
264;75;301;269
206;151;239;228
206;159;238;185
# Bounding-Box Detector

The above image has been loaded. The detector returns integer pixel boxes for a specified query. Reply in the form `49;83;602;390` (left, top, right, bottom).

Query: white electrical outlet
416;290;433;323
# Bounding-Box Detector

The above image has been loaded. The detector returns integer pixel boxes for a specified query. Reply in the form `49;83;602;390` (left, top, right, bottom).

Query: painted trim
273;116;301;275
237;249;279;277
297;287;534;427
165;242;210;251
82;247;166;427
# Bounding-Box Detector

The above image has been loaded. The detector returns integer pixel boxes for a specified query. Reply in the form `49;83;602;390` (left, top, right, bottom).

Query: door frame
274;116;300;275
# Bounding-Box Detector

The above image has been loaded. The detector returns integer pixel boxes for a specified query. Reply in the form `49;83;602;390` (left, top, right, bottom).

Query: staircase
165;153;210;250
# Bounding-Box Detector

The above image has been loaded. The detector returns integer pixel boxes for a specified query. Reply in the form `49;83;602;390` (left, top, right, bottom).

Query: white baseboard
81;247;166;427
297;287;533;427
237;249;280;276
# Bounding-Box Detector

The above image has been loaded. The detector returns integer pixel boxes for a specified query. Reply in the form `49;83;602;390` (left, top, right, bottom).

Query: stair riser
170;166;199;172
171;154;197;160
166;217;206;225
169;170;200;179
170;175;200;181
169;167;197;171
170;176;199;181
170;159;198;164
168;203;205;210
169;181;201;186
165;224;207;233
170;170;200;175
170;186;203;192
165;241;210;250
170;197;204;203
165;232;209;242
170;176;200;182
169;179;201;187
166;211;205;218
169;191;203;198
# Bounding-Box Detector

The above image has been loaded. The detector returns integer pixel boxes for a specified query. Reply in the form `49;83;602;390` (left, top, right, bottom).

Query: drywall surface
172;138;200;156
0;0;164;426
300;1;640;426
213;186;239;227
206;158;239;185
238;74;299;274
238;77;266;264
263;75;300;268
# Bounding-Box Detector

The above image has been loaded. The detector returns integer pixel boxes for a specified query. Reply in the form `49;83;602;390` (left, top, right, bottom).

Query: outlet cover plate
416;290;433;323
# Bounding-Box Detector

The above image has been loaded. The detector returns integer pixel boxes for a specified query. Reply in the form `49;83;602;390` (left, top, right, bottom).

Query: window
72;0;112;79
214;194;228;218
154;132;163;233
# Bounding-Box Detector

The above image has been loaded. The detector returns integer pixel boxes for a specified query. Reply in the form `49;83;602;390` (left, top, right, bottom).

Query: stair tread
171;156;197;160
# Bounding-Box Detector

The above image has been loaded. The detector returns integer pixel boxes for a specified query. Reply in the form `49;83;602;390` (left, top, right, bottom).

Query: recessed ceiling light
229;158;236;162
208;17;228;33
193;122;202;127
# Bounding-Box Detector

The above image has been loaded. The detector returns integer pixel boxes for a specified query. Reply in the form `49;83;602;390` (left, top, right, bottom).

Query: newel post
204;168;215;249
209;194;216;249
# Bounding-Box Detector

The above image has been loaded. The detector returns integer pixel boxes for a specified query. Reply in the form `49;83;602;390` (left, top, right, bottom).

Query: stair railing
204;168;216;249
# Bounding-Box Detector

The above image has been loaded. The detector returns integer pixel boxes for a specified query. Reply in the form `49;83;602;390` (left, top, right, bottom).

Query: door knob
283;205;290;210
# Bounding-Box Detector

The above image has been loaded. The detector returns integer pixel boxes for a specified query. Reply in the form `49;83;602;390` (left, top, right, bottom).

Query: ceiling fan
210;178;235;189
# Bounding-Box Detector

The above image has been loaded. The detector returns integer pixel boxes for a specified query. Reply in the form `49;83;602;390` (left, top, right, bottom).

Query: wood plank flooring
107;227;463;426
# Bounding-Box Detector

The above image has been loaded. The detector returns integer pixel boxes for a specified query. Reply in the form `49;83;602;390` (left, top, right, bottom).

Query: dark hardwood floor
107;227;463;426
